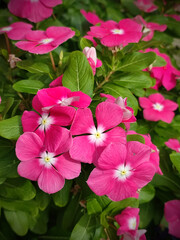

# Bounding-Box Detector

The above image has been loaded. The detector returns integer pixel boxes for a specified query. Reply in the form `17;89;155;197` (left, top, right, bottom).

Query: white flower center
40;38;54;44
111;29;124;35
153;103;164;111
114;164;132;181
39;151;56;168
143;27;150;33
88;125;106;146
1;26;12;32
128;217;137;230
38;113;54;131
178;148;180;152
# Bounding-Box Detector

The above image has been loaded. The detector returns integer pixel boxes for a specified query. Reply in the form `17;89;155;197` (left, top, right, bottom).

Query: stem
94;70;114;93
4;33;11;54
49;52;56;72
52;12;56;20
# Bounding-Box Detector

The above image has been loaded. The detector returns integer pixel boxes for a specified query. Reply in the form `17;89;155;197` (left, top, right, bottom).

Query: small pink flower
80;9;103;25
100;93;136;124
87;142;155;201
49;75;63;88
164;200;180;238
128;130;162;174
37;86;91;109
70;102;126;164
165;139;180;153
0;22;32;40
115;207;140;236
87;19;142;47
16;26;75;54
139;93;178;123
134;15;167;41
22;95;76;140
83;47;102;75
134;0;158;12
143;48;180;91
8;0;62;23
16;129;81;194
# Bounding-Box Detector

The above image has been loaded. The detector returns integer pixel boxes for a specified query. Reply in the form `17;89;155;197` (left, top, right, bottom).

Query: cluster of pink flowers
16;86;158;201
115;207;146;240
143;48;180;91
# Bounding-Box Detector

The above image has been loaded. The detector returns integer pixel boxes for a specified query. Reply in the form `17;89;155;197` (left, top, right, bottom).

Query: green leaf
101;198;139;227
117;52;156;72
0;138;18;178
70;214;99;240
0;116;22;140
127;134;145;144
139;201;155;228
153;55;166;67
151;174;180;192
0;178;36;201
0;199;39;216
170;152;180;173
29;210;48;234
80;38;93;50
35;190;50;211
4;210;29;236
17;61;50;74
2;97;14;119
62;51;94;97
112;71;153;89
13;80;44;94
53;180;72;207
87;198;102;215
139;184;155;204
103;83;138;115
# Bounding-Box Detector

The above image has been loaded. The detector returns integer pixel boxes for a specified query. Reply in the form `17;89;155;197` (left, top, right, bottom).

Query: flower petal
96;102;123;131
38;167;65;194
54;152;81;179
16;132;42;161
17;159;43;181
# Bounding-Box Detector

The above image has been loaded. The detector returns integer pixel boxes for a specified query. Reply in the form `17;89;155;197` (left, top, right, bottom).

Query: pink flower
143;48;180;91
164;200;180;238
15;26;75;54
134;0;158;12
8;0;62;23
87;19;142;47
115;207;140;236
83;35;98;47
37;86;91;109
87;142;155;201
70;102;126;164
128;130;162;174
100;93;136;124
134;16;167;41
83;47;102;75
16;129;81;194
139;93;178;123
165;139;180;153
22;95;76;140
0;22;32;40
49;75;63;88
80;9;103;25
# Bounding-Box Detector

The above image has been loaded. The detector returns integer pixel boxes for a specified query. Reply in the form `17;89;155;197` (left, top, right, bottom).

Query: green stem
49;52;56;72
94;70;114;93
4;33;11;54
